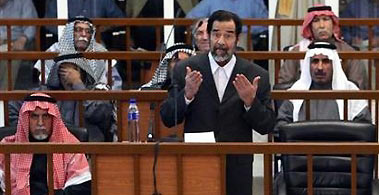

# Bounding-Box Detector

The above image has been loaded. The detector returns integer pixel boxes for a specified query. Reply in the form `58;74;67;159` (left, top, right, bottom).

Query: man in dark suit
160;10;275;195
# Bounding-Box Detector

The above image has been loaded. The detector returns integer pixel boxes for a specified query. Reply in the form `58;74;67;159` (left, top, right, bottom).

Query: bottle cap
130;98;136;103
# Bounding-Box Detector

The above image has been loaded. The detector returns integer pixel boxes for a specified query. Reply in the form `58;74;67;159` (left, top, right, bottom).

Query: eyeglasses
74;27;92;34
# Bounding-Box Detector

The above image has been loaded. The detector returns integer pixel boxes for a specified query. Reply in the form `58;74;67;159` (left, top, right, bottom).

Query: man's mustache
314;71;326;76
214;46;227;51
78;37;89;42
35;127;47;131
317;30;328;35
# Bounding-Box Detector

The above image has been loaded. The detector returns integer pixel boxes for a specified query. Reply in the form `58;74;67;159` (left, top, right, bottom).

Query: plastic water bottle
128;98;140;142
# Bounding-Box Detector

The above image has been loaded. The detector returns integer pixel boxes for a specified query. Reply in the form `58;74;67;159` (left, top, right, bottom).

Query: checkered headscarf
43;17;107;82
47;52;100;89
141;43;196;89
302;5;342;41
0;93;89;194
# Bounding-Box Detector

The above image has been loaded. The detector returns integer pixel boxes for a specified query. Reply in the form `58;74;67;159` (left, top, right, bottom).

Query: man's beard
75;37;90;51
31;128;49;141
212;52;232;63
211;45;234;64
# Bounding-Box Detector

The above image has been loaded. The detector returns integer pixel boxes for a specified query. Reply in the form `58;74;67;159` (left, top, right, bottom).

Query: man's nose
316;61;324;69
37;116;44;125
80;31;87;36
202;33;209;40
217;35;226;45
318;20;325;28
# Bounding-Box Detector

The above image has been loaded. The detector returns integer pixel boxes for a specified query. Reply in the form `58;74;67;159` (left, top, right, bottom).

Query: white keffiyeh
289;42;367;121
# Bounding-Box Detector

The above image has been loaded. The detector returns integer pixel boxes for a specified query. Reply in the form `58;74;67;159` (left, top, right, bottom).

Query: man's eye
311;59;320;64
224;34;234;39
322;59;332;64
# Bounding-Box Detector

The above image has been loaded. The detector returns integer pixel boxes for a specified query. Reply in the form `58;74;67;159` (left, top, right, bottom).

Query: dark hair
207;10;242;37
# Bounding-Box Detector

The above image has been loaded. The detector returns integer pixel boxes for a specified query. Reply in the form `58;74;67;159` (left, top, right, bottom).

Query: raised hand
233;74;260;107
59;63;83;89
184;66;203;100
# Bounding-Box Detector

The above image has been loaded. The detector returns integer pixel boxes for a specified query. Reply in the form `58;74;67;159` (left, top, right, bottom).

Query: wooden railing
1;18;378;51
1;90;378;141
1;18;378;89
1;51;378;90
0;142;378;195
0;90;169;141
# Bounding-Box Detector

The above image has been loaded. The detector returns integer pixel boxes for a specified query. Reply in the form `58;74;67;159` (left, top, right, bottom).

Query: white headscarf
289;42;367;121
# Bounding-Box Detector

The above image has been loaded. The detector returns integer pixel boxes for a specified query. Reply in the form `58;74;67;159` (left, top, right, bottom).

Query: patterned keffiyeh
0;93;90;195
140;43;196;89
47;52;101;90
40;17;108;83
302;5;342;41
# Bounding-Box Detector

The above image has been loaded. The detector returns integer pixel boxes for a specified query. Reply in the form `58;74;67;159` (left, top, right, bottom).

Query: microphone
155;7;181;85
171;62;178;132
152;142;162;195
147;103;156;142
150;10;183;195
161;7;182;55
163;8;182;139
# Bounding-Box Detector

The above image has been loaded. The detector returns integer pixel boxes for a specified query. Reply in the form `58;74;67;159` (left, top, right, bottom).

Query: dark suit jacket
160;53;275;195
160;53;275;142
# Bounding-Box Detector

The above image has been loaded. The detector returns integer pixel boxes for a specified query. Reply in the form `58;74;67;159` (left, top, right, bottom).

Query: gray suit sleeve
274;100;294;133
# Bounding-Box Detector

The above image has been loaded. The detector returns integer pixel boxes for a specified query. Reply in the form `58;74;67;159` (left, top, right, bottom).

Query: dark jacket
160;53;275;195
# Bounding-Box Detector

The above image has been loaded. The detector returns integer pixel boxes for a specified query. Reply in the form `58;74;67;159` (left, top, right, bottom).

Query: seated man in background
34;16;122;90
11;53;116;142
275;42;371;131
191;18;210;53
186;0;268;51
340;0;379;50
140;43;196;90
278;5;368;89
0;0;38;90
0;93;91;195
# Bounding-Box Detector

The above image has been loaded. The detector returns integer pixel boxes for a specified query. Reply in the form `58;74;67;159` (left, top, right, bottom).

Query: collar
208;52;236;79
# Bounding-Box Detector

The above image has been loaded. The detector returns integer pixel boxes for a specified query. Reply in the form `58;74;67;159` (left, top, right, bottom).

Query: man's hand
233;74;260;107
59;64;83;88
12;36;27;51
184;66;203;100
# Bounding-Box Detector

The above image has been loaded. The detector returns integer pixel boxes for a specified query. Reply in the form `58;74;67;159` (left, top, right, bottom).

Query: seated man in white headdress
275;42;371;130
